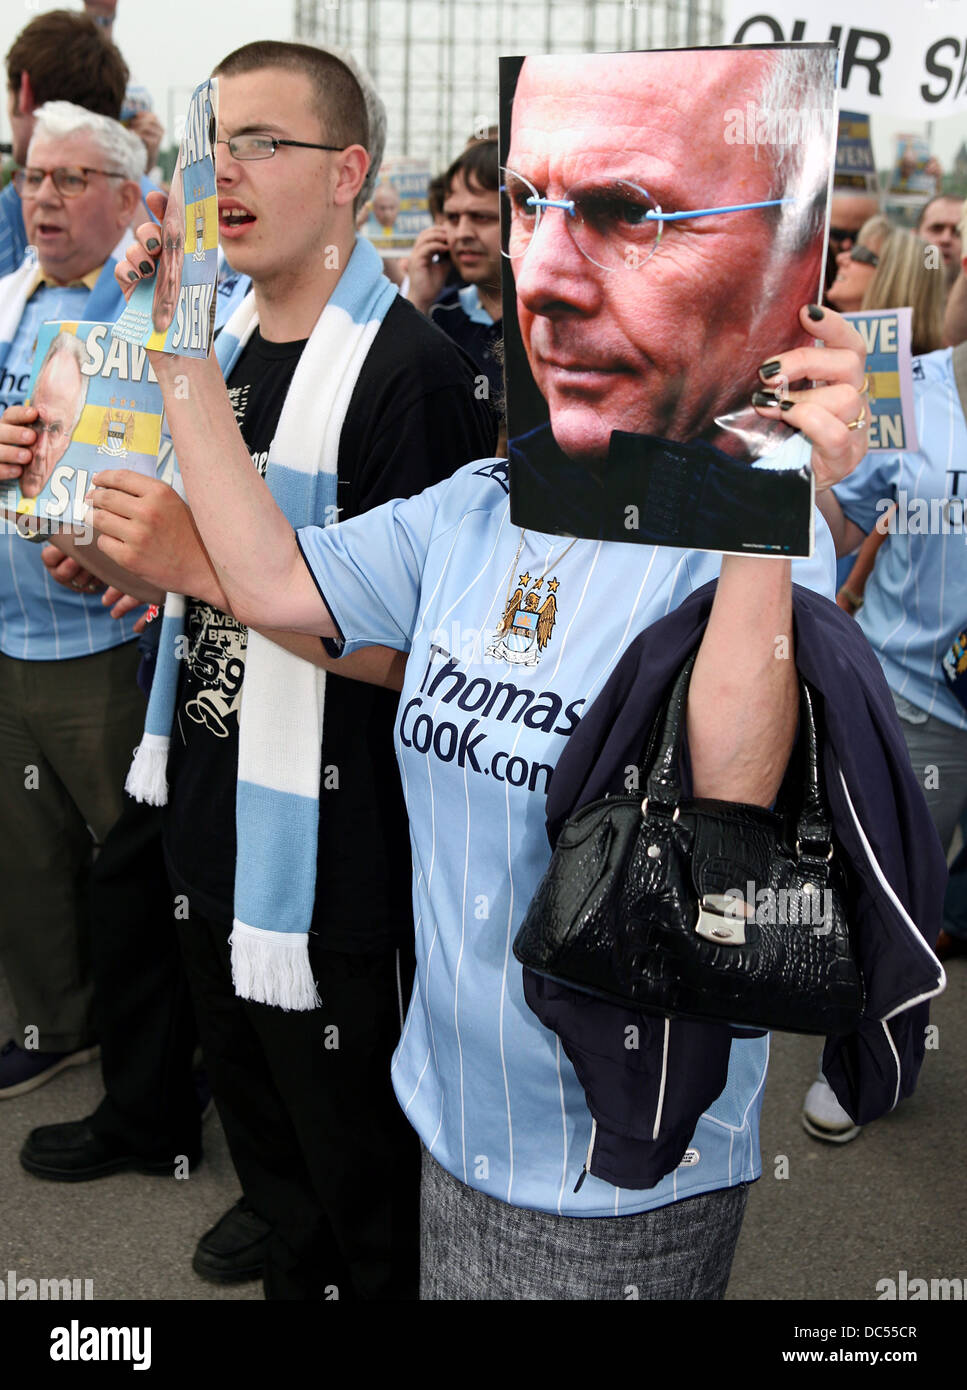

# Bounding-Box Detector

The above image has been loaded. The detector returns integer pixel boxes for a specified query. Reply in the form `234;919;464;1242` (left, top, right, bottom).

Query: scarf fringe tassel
230;923;321;1011
125;734;171;806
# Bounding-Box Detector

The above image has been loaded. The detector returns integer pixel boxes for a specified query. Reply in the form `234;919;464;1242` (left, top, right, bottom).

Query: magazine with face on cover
360;158;433;256
0;320;164;528
112;78;219;359
500;43;838;557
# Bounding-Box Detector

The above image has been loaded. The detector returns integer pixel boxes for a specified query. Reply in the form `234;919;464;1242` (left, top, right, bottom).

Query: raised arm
689;305;869;806
98;351;332;634
96;211;337;635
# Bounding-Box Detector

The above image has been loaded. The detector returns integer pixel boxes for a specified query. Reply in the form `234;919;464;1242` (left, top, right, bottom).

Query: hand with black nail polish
113;189;169;302
751;303;869;493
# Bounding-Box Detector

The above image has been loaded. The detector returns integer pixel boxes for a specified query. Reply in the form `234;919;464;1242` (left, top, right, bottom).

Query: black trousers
87;796;201;1163
176;908;420;1301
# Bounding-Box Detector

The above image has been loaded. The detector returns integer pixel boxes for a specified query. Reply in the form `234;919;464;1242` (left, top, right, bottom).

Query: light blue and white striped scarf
126;237;397;1010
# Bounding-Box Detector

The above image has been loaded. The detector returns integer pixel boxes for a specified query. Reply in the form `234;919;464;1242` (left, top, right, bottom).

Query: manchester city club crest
487;571;560;666
96;398;136;457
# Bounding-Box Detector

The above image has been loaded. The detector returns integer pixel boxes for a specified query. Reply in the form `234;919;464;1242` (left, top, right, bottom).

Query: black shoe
20;1119;197;1182
192;1198;271;1285
0;1039;100;1099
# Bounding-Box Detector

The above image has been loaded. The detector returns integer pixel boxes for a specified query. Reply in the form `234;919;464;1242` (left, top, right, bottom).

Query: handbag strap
642;652;696;812
641;651;835;862
790;679;834;864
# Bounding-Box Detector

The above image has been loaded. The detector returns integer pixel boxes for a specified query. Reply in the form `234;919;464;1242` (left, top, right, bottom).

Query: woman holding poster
94;44;902;1300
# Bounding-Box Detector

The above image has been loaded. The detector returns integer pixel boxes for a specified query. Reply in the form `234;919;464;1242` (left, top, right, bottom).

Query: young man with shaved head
3;42;494;1298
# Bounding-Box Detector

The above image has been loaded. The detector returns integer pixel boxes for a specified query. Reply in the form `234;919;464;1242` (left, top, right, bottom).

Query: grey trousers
0;642;145;1050
891;692;967;853
891;691;967;942
420;1146;748;1300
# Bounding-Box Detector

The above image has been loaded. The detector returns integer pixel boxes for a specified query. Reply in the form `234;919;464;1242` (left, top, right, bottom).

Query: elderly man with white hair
0;101;147;1099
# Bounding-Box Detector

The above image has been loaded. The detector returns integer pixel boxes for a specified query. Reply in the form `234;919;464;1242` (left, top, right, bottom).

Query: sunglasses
849;245;879;268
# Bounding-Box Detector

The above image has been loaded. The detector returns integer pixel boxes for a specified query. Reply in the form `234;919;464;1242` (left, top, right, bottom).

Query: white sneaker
801;1077;861;1143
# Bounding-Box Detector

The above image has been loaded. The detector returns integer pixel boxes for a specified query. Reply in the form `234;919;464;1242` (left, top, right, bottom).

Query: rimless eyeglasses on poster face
501;167;795;272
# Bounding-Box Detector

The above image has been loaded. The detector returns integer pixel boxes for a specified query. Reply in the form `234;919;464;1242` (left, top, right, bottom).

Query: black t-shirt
163;297;497;951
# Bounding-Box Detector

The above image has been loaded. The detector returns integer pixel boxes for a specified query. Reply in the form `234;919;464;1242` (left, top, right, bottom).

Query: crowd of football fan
0;6;964;1301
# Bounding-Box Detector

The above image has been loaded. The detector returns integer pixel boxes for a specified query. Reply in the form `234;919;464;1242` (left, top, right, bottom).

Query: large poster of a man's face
501;44;836;555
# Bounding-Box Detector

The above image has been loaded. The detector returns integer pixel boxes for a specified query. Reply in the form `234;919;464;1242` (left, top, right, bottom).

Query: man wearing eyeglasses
5;41;494;1300
503;47;835;545
1;10;153;280
0;102;145;1102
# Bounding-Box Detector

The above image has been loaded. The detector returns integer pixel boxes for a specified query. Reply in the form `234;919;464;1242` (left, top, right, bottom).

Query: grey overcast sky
2;1;964;169
1;0;294;148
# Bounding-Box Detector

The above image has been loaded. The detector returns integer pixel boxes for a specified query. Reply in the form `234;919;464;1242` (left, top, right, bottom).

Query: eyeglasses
13;166;127;198
32;417;67;445
501;167;794;272
216;135;346;162
849;244;879;268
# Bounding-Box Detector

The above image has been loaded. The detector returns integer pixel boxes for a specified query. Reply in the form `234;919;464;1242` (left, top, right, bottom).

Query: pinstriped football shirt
299;459;836;1215
833;348;967;731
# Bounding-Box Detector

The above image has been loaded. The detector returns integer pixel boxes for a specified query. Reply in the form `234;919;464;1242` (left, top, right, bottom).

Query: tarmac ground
1;955;964;1303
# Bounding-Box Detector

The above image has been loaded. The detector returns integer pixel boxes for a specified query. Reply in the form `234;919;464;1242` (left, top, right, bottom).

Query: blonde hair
862;226;945;355
856;214;893;254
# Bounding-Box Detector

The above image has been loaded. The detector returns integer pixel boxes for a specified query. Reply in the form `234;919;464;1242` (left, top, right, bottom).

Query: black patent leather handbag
514;654;865;1035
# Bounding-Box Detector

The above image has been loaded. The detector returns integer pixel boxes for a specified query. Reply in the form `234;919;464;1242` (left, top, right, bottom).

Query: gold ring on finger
858;374;875;400
845;409;867;431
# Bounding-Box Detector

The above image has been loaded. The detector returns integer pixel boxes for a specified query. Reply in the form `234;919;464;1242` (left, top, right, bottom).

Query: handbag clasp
694;892;753;946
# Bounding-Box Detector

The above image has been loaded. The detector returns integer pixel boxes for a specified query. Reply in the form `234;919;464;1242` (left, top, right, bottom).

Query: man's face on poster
372;185;400;229
22;352;84;497
153;171;185;334
506;51;821;464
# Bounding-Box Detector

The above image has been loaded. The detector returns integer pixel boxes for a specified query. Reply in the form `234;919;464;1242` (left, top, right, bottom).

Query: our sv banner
724;1;967;118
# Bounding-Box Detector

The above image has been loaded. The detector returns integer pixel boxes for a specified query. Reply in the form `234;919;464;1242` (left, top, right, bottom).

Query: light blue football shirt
298;459;836;1216
833;348;967;732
